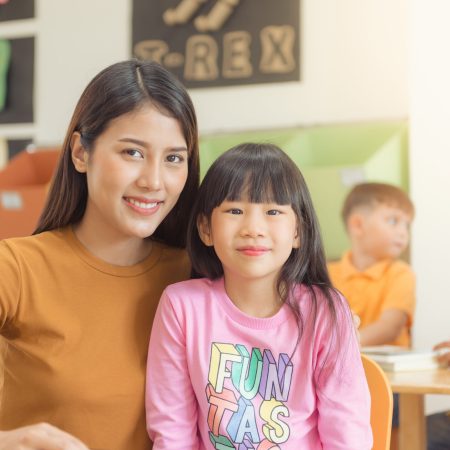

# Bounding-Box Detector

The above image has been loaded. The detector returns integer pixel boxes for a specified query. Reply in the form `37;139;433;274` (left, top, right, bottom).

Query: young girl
146;143;372;449
0;60;199;450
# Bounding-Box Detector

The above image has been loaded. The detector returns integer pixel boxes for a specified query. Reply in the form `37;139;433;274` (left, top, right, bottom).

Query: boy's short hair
342;182;415;224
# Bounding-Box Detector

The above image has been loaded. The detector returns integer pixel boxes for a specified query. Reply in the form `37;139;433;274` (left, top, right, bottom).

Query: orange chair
362;354;393;450
0;148;60;240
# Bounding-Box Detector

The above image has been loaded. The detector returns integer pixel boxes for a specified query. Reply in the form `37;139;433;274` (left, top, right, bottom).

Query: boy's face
352;203;412;260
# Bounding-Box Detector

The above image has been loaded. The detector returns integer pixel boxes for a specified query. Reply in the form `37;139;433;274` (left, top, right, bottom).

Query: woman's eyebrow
118;137;148;147
118;137;188;152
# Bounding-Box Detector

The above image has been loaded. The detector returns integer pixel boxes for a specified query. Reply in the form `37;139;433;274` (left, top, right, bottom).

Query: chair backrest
361;354;393;450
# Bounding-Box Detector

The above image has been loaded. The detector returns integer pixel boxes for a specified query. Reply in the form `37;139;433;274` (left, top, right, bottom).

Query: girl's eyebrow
118;137;188;152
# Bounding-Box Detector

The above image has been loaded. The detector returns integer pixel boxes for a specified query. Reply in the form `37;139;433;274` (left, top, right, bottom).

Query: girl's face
72;105;188;242
199;199;300;286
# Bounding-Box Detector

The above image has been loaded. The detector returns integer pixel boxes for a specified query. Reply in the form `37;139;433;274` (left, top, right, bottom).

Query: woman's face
72;105;188;242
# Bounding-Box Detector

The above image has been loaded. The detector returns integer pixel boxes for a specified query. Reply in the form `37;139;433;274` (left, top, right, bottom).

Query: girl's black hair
187;143;352;379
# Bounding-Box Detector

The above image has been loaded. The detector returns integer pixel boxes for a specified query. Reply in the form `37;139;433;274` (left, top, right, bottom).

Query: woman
0;59;199;450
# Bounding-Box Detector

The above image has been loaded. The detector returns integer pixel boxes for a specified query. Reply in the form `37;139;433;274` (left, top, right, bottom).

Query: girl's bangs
223;161;295;205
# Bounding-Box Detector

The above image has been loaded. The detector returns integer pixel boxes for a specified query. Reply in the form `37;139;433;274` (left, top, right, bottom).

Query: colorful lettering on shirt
237;439;282;450
231;345;263;400
209;342;242;392
260;398;290;444
210;432;235;449
207;342;292;448
227;397;261;443
257;439;282;449
206;383;239;435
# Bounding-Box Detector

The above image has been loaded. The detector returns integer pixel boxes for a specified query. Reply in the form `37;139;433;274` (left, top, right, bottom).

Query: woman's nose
137;161;162;191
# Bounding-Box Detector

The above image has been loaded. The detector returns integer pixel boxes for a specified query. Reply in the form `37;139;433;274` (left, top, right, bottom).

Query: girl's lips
237;246;270;256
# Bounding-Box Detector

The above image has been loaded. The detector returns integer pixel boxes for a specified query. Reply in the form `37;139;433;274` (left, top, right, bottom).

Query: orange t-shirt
0;227;190;450
328;252;415;347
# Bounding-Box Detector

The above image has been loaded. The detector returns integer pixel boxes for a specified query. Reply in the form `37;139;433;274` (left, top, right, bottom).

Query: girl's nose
240;214;265;237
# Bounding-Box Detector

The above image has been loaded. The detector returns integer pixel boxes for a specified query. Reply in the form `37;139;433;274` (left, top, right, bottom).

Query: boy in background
328;182;415;348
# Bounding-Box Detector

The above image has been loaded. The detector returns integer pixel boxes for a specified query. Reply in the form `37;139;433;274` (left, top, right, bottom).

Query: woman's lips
123;197;163;215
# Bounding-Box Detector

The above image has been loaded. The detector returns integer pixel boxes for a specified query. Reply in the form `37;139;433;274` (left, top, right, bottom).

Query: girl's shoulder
165;277;216;298
159;278;220;320
293;283;343;304
293;283;351;321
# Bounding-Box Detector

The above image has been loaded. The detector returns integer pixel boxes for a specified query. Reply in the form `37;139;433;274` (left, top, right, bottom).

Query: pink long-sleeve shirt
146;278;372;450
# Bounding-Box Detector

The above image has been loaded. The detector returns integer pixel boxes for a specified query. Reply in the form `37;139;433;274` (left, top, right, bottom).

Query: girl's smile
199;200;300;288
236;245;271;256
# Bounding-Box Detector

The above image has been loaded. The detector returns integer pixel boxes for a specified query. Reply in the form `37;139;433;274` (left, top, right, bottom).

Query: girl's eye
267;209;281;215
124;149;143;159
166;154;185;164
387;217;398;225
227;208;243;215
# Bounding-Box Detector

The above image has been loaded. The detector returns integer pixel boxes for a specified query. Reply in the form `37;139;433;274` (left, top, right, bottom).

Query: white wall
3;0;447;416
410;0;450;414
35;0;132;144
194;0;409;133
33;0;409;144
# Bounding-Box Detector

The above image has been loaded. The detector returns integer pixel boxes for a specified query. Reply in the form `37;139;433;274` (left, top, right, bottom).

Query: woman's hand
434;340;450;367
0;423;89;450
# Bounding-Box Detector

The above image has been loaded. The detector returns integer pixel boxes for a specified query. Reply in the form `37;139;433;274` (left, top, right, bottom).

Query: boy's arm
360;262;415;347
359;309;408;346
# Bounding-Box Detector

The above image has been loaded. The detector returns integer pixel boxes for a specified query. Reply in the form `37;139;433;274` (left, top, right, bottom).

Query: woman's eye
387;217;398;225
125;149;143;158
267;209;281;215
166;154;185;163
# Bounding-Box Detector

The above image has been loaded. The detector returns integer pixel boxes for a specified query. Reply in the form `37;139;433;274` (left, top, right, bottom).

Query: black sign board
0;0;34;22
132;0;300;88
0;37;34;124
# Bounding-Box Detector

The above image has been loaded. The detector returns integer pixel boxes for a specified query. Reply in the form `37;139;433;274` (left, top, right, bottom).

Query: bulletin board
7;139;32;159
132;0;300;88
0;0;34;22
0;37;34;124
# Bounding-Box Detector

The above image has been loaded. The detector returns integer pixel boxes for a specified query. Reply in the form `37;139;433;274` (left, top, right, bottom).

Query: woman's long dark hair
187;143;352;379
34;59;199;248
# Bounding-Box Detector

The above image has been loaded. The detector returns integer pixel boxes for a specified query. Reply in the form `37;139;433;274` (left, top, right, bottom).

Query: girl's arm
315;294;373;450
145;290;199;450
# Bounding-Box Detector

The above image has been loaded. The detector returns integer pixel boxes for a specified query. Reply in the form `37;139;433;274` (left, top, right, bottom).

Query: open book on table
361;345;443;372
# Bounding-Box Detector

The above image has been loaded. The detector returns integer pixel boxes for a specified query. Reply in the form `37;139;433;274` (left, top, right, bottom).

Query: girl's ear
292;225;301;249
71;132;89;173
197;215;213;247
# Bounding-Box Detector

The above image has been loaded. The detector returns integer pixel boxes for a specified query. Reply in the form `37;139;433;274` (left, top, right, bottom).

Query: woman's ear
197;215;213;247
71;132;89;173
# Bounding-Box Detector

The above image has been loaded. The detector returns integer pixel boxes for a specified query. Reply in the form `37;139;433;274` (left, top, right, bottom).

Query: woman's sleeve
315;292;373;450
145;289;199;450
0;241;21;332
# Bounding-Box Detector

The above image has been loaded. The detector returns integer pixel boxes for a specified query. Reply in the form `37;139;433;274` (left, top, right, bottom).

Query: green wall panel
199;121;409;260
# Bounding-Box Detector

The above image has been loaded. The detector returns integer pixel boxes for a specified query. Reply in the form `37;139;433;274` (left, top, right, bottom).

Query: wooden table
385;368;450;450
